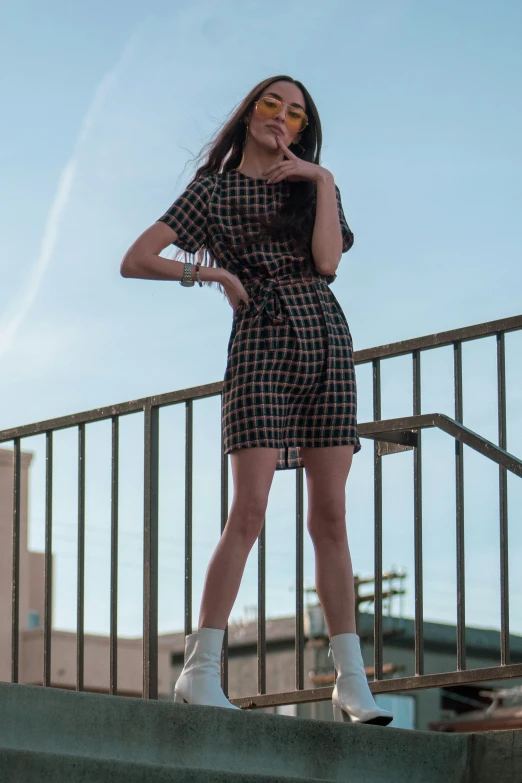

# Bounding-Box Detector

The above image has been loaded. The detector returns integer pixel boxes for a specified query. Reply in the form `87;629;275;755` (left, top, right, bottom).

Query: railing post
109;415;119;695
258;517;266;695
413;350;424;676
77;422;86;691
454;342;466;671
43;431;53;687
143;404;159;700
185;400;193;640
295;466;305;692
11;439;21;684
373;358;383;680
219;404;229;696
497;332;510;666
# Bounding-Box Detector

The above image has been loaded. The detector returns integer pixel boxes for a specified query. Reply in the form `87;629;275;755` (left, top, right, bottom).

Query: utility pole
305;568;407;640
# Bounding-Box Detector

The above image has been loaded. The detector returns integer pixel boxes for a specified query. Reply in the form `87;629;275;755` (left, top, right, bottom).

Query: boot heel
333;704;351;723
173;692;187;704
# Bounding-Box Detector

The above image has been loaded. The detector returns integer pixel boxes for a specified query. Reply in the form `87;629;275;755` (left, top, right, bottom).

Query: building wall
20;628;174;697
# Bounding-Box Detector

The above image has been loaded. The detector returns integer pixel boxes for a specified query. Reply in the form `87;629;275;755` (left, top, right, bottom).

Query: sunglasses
254;96;308;133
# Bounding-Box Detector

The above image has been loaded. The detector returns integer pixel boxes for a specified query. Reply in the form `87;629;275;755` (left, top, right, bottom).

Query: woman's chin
253;131;283;153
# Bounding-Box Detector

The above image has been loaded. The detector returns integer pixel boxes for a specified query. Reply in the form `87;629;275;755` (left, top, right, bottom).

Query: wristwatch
180;261;195;287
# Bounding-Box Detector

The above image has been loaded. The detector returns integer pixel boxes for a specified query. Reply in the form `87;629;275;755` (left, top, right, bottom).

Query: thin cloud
0;34;138;360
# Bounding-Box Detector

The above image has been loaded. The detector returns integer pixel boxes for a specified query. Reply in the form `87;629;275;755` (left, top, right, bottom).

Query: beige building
1;446;521;732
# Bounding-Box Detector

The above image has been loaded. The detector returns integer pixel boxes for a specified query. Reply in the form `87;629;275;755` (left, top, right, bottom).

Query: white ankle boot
173;627;241;710
329;632;393;726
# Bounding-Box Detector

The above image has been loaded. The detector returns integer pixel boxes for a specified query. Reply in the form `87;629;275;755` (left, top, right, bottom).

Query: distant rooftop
162;611;522;661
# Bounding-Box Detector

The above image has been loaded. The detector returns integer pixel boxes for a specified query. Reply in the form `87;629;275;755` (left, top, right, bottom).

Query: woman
121;75;393;726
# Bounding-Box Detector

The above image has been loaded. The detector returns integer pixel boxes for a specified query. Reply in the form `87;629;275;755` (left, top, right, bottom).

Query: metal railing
2;312;522;707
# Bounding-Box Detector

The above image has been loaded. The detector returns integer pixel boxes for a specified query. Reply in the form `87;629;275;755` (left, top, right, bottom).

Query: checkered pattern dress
157;169;361;470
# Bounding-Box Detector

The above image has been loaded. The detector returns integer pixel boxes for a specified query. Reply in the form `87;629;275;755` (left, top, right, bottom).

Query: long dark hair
171;75;323;294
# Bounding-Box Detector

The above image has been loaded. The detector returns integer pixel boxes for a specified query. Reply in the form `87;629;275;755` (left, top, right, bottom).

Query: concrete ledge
0;747;329;783
0;681;509;782
466;728;522;783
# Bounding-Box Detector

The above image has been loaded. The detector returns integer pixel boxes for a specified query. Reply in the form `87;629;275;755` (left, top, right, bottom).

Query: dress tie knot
244;273;318;325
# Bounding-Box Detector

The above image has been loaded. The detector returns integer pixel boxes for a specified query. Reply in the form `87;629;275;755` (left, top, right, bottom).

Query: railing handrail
233;661;522;709
355;312;522;364
359;413;522;476
1;312;521;444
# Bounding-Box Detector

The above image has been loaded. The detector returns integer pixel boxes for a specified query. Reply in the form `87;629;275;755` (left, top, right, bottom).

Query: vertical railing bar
258;515;266;695
143;404;159;700
413;350;424;676
497;332;510;666
295;466;305;692
109;415;119;695
11;438;21;684
77;423;86;691
373;359;383;681
43;431;53;687
454;341;466;671
220;409;229;697
185;401;193;640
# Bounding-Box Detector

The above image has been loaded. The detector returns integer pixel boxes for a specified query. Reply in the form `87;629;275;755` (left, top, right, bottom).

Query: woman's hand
220;269;250;314
263;136;332;185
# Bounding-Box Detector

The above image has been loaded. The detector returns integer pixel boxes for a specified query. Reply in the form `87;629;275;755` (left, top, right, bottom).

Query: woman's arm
120;222;222;283
310;172;343;277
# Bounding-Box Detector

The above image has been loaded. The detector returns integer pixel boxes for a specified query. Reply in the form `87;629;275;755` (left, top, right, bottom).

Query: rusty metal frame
2;312;522;709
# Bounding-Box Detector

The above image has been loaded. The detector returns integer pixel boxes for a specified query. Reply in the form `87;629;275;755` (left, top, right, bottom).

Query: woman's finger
265;159;293;176
276;135;298;158
267;161;293;175
267;163;296;183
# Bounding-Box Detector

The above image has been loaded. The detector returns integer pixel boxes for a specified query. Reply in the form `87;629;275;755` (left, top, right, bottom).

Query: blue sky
1;0;521;646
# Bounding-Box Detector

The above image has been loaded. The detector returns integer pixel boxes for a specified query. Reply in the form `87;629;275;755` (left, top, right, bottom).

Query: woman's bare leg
198;447;279;630
300;445;356;637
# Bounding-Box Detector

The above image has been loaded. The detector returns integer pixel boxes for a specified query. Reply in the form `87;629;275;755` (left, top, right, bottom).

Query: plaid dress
157;169;361;470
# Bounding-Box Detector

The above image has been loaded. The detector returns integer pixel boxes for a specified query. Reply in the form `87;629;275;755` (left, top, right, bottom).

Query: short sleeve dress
157;169;361;470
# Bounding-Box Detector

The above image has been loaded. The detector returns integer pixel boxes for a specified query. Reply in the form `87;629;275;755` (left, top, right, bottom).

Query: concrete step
0;746;330;783
0;682;519;782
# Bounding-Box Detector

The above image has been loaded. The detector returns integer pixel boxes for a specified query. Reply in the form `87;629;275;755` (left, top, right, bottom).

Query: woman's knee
307;502;347;545
225;497;268;541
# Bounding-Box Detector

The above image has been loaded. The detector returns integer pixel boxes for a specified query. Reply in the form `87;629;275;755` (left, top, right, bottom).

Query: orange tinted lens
286;108;306;131
257;97;280;117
